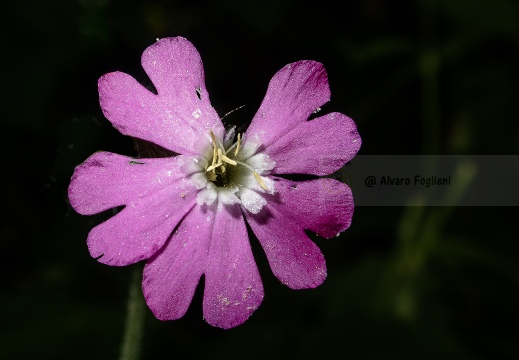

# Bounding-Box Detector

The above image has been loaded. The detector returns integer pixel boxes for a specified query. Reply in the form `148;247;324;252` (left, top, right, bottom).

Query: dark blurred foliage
1;0;519;359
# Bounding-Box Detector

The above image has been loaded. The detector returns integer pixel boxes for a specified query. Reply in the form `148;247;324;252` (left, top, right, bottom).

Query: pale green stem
420;0;440;156
373;0;443;320
119;266;145;360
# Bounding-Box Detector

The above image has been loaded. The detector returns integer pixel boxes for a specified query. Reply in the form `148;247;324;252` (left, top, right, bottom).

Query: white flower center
190;128;276;214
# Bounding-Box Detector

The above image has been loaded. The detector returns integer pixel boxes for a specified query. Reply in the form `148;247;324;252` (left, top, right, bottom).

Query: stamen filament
233;159;255;172
234;159;269;191
221;153;237;166
253;171;269;191
206;159;222;172
225;142;237;155
234;133;241;157
210;131;217;171
206;130;269;191
206;149;222;172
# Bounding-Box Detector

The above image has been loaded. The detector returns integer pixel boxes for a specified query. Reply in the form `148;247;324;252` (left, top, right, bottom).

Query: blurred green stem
374;0;445;321
119;266;145;360
420;0;440;156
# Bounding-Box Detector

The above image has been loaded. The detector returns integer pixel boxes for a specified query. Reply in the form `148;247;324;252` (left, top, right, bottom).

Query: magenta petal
268;177;354;238
98;71;217;155
265;112;361;176
98;38;225;155
141;37;224;144
245;177;353;289
246;61;330;148
142;206;212;321
70;154;199;266
142;37;212;106
246;206;326;290
243;177;354;289
203;204;264;329
86;184;196;266
68;152;195;215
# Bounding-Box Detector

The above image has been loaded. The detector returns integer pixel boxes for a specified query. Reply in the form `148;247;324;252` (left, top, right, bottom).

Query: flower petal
246;61;330;148
98;38;224;155
70;153;199;266
203;204;264;329
142;205;212;321
246;208;326;290
68;152;197;215
268;177;354;238
265;112;361;176
142;37;224;146
244;177;353;289
87;185;197;266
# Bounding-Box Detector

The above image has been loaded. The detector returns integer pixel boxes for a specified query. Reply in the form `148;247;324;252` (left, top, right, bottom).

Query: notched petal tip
246;59;331;148
91;251;106;263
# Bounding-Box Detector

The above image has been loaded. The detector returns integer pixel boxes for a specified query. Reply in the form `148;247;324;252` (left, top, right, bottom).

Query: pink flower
68;37;361;329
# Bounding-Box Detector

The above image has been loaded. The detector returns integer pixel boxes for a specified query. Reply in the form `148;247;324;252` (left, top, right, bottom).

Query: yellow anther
221;152;237;166
206;130;269;192
210;130;217;144
209;131;217;171
253;171;269;191
206;159;221;172
234;133;241;157
206;148;222;172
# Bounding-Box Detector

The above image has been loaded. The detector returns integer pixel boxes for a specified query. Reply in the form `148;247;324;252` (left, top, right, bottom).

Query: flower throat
205;131;268;191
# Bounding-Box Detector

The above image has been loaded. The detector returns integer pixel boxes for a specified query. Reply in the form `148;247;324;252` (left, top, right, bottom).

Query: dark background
2;0;519;359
